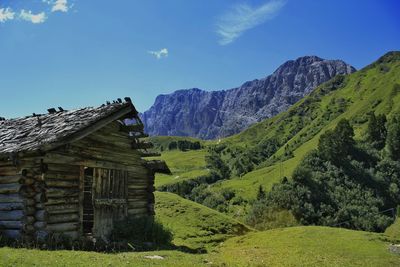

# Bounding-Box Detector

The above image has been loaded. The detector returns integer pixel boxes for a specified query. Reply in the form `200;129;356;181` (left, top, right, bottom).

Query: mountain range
141;56;356;139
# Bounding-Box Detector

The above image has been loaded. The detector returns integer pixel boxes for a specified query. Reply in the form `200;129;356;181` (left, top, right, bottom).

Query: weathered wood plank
0;203;24;211
127;208;148;215
47;204;79;215
35;210;48;221
45;179;79;188
45;197;79;206
119;124;144;133
1;229;22;239
0;175;24;184
46;188;79;198
0;183;23;194
48;213;79;224
47;222;79;232
0;210;24;221
0;220;23;230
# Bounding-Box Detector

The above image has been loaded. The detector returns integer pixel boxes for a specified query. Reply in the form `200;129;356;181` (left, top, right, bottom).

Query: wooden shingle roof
0;101;141;155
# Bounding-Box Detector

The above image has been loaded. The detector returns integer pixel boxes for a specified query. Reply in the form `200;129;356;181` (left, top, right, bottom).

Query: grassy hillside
215;226;400;266
209;51;400;207
153;149;209;187
155;192;250;251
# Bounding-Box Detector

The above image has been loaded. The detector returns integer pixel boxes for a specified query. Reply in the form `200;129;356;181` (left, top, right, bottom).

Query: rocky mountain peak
141;56;356;140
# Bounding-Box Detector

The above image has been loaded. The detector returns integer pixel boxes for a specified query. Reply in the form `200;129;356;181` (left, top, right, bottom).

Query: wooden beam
119;124;144;133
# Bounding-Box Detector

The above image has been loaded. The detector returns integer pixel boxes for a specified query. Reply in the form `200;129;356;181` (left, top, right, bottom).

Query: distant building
0;98;170;242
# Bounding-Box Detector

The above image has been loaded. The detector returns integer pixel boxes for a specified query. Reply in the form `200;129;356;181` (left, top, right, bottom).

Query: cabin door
92;168;128;240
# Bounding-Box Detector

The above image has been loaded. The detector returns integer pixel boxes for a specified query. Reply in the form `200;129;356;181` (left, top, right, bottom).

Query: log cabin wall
0;157;44;241
39;121;154;240
43;163;80;240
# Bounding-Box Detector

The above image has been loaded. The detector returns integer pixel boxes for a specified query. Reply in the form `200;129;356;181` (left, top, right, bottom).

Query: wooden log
0;161;13;167
25;206;35;216
0;175;24;184
44;172;79;181
46;204;79;214
47;222;79;232
119;124;144;133
33;181;45;192
45;197;79;206
35;210;48;221
0;210;24;221
35;230;49;242
45;180;79;188
23;178;35;185
25;224;35;233
127;201;148;209
20;192;35;198
46;164;80;174
0;194;23;203
128;184;148;190
34;193;47;203
48;213;79;224
53;230;79;240
0;183;23;194
127;208;148;215
34;221;47;230
35;203;45;209
25;216;35;224
74;138;140;157
46;188;79;198
0;203;24;211
1;229;22;239
0;166;18;176
0;220;23;230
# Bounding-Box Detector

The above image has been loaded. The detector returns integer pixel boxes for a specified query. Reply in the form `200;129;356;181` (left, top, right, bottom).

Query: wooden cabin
0;98;170;242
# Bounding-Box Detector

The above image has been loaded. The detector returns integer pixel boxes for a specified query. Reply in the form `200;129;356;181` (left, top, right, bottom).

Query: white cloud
0;7;15;23
148;48;169;59
52;0;69;13
19;10;47;24
216;0;286;45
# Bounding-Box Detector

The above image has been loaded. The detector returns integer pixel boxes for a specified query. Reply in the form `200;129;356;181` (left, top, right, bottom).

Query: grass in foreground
0;248;208;267
215;226;400;267
1;226;399;266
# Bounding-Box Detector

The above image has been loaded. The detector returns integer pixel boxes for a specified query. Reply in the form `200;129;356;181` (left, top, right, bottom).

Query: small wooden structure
0;98;170;242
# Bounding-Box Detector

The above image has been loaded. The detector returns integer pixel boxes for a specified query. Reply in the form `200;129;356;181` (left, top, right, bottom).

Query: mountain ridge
142;55;356;139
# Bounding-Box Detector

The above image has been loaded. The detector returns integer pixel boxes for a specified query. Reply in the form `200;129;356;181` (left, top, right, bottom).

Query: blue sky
0;0;399;118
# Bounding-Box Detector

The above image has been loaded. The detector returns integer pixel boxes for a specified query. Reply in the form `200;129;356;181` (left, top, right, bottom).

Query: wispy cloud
0;7;15;23
19;10;47;24
51;0;69;13
0;1;72;25
216;0;286;45
148;48;169;59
